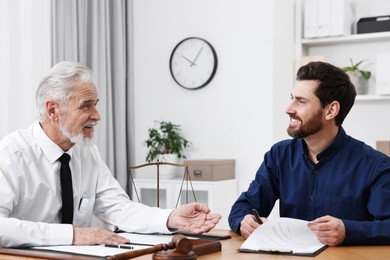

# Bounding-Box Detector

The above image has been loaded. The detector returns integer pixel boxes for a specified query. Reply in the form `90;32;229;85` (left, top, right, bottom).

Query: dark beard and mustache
287;109;323;139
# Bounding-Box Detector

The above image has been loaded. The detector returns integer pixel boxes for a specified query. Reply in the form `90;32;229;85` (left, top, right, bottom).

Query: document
239;217;327;256
31;233;174;257
31;233;197;257
32;244;150;257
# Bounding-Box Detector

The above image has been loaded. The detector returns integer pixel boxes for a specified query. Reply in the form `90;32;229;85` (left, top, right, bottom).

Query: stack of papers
239;217;327;256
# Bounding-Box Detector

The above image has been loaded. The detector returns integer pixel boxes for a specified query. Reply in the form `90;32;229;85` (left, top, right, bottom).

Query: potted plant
145;121;191;163
342;58;371;95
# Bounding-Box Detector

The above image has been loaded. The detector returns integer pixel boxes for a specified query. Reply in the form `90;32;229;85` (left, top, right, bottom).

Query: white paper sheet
240;217;326;255
32;244;150;257
31;232;198;257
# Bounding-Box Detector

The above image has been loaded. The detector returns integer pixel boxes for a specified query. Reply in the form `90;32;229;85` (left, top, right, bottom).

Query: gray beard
59;123;96;147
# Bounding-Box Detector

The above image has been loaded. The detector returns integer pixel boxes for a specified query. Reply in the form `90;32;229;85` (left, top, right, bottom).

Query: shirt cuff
154;208;174;233
342;219;366;245
44;223;73;245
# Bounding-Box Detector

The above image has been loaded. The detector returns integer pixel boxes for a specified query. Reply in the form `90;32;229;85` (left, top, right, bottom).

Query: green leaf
342;58;371;80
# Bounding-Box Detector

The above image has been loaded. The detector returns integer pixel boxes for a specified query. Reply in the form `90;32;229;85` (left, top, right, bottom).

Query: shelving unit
301;31;390;46
131;178;238;229
293;0;390;148
295;0;390;99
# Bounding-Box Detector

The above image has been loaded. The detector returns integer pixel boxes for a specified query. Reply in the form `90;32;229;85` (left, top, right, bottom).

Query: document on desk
31;233;197;257
239;217;327;256
32;244;150;257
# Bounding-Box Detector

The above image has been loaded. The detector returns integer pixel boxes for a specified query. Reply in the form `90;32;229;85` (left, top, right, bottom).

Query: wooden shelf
302;31;390;46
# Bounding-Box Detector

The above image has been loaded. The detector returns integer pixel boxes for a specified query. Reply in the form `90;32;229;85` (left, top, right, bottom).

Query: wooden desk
1;230;389;260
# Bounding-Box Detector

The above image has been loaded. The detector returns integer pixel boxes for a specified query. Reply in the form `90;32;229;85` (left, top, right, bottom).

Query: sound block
153;250;197;260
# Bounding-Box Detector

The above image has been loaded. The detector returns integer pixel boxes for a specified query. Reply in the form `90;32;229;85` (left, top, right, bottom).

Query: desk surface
1;230;389;260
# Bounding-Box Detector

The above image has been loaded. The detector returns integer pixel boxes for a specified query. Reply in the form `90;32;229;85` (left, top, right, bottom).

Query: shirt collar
300;126;347;163
33;121;74;163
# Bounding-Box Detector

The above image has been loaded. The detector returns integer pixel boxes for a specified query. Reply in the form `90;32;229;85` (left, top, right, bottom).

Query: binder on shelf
317;0;330;37
330;0;353;36
304;0;352;39
304;0;318;38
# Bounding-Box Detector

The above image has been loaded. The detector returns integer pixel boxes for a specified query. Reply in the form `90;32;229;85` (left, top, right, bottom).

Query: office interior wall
2;0;388;199
132;0;295;193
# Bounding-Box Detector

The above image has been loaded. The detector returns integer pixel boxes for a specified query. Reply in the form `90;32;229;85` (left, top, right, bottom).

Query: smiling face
285;80;327;139
57;83;101;146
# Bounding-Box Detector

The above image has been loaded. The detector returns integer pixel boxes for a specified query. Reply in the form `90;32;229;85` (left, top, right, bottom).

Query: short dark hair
296;61;356;126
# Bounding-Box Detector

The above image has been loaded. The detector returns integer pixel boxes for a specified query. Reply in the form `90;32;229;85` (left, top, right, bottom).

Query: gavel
108;234;196;260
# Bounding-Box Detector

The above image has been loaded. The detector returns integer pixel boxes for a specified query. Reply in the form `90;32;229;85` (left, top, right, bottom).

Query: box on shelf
357;15;390;34
376;141;390;156
184;159;235;181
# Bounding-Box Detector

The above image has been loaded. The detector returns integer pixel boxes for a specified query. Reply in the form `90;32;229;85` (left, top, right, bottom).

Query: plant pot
349;74;368;95
157;154;182;179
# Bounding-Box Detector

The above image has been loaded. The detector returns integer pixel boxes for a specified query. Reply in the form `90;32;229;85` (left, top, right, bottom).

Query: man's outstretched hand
167;203;221;234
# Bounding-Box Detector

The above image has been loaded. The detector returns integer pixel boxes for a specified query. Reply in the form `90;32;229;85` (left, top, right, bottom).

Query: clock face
169;37;218;90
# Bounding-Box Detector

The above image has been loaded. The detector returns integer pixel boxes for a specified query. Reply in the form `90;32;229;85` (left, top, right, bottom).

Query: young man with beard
0;61;221;247
228;61;390;246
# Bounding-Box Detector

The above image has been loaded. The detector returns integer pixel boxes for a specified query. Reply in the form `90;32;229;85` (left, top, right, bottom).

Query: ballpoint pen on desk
252;208;263;224
104;244;134;250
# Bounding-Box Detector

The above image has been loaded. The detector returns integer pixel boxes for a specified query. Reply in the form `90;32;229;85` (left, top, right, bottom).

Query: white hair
35;61;94;120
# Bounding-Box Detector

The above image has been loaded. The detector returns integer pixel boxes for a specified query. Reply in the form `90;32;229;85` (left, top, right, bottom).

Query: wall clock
169;37;218;90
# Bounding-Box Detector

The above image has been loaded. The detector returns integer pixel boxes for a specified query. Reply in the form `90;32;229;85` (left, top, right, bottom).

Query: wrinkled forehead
68;83;99;104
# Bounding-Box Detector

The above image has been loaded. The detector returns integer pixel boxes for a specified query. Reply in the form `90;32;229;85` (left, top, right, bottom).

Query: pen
78;193;86;210
104;244;134;250
252;208;263;224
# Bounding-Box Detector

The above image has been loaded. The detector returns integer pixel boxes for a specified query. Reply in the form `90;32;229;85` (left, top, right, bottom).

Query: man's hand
73;227;129;245
307;215;345;246
239;214;266;239
167;203;221;234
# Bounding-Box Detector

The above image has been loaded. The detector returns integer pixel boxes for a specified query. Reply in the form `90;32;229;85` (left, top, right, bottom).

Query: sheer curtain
51;0;134;194
0;0;51;139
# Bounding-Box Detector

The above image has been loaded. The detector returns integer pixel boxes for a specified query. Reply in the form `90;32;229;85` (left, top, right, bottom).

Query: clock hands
191;46;203;67
182;55;195;66
181;46;204;67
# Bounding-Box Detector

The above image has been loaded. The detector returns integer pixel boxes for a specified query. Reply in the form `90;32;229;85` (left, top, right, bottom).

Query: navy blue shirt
228;127;390;245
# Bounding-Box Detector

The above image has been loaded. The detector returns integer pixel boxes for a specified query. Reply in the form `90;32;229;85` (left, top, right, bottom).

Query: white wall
132;0;295;193
0;0;51;138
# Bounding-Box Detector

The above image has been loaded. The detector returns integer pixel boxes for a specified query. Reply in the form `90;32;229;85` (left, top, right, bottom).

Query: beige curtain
51;0;135;193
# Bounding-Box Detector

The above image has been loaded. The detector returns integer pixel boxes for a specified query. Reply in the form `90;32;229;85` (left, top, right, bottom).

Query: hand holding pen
252;208;263;224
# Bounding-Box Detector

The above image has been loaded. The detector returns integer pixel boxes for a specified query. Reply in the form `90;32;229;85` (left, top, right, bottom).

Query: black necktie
59;153;73;224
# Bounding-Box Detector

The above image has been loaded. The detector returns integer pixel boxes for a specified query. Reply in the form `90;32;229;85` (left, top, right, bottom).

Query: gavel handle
107;242;174;260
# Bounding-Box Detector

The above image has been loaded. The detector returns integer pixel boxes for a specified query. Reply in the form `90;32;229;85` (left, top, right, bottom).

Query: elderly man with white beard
0;61;221;247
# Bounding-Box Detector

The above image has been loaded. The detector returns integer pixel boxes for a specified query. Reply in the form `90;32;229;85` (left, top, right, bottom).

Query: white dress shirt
0;122;172;247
